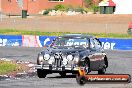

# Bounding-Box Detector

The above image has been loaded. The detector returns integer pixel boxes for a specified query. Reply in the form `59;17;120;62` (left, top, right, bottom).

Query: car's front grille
55;58;62;67
54;53;63;67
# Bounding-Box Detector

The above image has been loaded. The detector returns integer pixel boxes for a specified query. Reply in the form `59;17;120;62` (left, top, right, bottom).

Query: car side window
90;38;101;49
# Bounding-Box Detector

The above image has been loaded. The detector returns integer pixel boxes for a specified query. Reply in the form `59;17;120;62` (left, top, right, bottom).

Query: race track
0;46;132;88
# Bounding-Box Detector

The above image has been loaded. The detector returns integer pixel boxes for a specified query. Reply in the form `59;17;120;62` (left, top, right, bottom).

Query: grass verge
0;29;132;38
0;60;28;75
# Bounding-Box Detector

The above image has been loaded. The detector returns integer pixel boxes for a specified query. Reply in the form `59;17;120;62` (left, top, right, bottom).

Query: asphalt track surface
0;46;132;88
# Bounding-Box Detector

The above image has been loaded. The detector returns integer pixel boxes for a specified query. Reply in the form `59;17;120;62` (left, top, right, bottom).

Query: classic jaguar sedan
35;34;108;78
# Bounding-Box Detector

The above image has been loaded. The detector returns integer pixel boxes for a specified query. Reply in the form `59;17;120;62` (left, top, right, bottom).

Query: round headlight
44;54;50;61
73;56;79;63
37;54;44;65
48;56;54;64
67;55;73;61
38;54;44;61
62;55;68;65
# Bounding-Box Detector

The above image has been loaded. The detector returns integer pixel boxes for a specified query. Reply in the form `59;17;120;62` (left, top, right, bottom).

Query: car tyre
128;74;131;83
76;75;86;85
37;69;47;78
59;72;66;78
98;68;105;74
104;56;108;68
84;58;90;74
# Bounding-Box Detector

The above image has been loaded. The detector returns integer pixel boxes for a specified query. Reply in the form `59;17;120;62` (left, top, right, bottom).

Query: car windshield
51;37;89;48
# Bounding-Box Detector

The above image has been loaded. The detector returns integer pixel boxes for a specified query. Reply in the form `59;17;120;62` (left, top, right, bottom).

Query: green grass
0;29;69;36
0;29;132;38
93;33;132;38
0;60;18;75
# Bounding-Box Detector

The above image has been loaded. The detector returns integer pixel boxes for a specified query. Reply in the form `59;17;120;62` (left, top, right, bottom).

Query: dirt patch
0;14;132;34
0;58;36;81
0;59;30;77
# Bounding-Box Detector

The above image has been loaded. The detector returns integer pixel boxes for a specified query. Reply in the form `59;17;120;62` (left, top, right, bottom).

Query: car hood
41;46;87;54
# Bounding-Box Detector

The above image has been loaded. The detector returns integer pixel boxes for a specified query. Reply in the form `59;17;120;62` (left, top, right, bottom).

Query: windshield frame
50;37;90;48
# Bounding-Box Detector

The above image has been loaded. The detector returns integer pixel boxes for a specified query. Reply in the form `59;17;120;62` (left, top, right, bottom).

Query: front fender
79;51;88;61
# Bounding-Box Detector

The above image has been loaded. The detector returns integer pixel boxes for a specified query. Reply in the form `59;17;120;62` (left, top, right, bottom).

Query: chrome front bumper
35;65;79;71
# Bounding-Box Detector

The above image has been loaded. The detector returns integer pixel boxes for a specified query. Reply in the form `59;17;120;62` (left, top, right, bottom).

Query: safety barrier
0;35;132;50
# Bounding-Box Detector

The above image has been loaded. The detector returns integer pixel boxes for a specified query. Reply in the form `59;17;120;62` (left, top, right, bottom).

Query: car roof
58;34;94;39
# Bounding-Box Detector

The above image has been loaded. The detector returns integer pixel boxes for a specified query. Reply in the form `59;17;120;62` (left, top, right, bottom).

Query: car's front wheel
76;75;86;85
37;69;47;78
59;72;66;77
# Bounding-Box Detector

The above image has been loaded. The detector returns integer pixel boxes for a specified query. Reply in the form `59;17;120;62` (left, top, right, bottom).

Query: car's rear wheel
98;56;108;74
104;56;108;68
98;68;105;74
37;69;47;78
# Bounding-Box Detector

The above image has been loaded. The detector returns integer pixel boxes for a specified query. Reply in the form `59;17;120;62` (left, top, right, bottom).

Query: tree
84;0;93;7
84;0;102;8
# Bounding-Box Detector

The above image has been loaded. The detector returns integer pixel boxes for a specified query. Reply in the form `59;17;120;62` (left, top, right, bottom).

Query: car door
89;38;105;61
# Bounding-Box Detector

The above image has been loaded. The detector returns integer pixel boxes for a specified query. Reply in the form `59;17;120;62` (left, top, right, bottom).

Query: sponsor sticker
76;74;131;85
85;74;131;82
76;67;131;85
